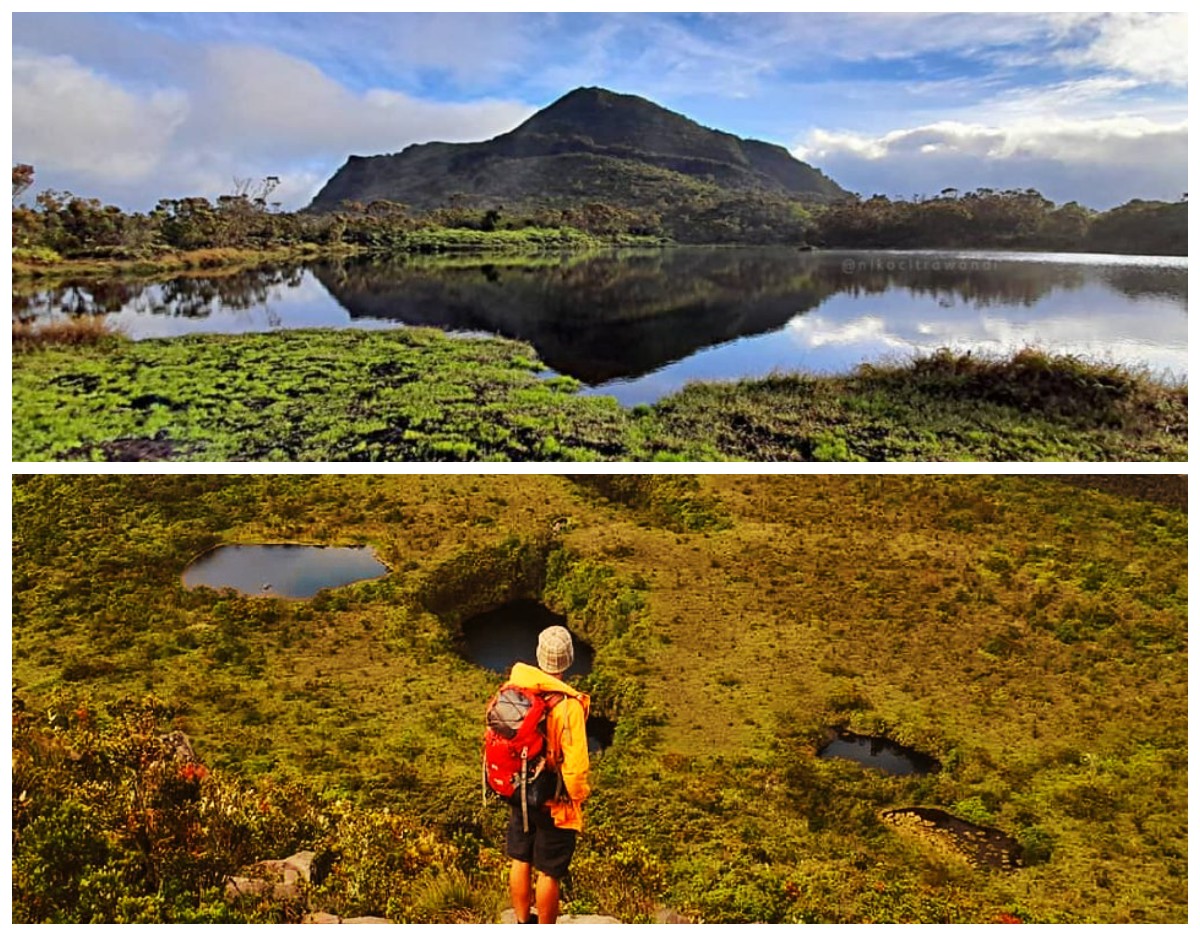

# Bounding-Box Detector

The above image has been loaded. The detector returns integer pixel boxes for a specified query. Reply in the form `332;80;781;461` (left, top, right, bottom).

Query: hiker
503;626;590;925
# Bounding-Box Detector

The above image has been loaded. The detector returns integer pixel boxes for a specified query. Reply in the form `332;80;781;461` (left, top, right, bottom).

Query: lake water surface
181;544;388;598
17;248;1185;405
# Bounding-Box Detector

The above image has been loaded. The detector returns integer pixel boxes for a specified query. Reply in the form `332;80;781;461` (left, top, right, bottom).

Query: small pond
817;730;940;776
460;599;594;678
181;544;388;598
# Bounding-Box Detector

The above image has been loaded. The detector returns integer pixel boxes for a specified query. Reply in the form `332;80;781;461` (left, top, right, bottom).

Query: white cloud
752;11;1187;87
12;51;189;183
1062;13;1188;85
186;44;532;160
12;45;533;210
795;116;1187;207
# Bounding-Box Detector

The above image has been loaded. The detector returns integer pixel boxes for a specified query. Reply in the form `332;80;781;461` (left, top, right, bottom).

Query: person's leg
510;860;535;923
506;808;537;923
530;809;576;924
535;873;561;924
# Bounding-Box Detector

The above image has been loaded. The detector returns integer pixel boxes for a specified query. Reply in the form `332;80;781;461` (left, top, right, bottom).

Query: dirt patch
64;433;185;461
882;806;1023;871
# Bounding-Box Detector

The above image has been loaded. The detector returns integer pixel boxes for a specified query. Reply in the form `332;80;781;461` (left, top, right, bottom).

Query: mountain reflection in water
15;248;1186;404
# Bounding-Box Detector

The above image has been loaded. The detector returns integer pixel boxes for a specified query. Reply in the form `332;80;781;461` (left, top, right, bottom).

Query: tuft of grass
13;316;125;352
407;869;505;924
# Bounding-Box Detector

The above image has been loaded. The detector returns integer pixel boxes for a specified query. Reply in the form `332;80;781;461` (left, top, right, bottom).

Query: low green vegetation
643;349;1187;462
10;328;642;462
11;475;1188;922
12;331;1187;462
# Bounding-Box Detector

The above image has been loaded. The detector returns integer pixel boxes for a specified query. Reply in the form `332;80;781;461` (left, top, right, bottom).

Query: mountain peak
507;86;693;145
542;86;644;111
308;87;846;215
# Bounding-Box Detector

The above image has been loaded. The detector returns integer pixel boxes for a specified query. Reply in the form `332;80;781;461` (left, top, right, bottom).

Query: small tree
13;163;35;201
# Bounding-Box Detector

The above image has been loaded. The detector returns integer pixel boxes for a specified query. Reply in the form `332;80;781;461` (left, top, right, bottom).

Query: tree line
12;164;1186;260
811;188;1186;255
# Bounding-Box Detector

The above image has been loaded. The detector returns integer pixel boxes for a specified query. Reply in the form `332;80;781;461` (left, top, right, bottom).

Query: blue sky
12;11;1188;211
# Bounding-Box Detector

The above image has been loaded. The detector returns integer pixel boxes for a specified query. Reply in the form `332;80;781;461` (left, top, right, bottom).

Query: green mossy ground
11;476;1188;922
12;332;1186;462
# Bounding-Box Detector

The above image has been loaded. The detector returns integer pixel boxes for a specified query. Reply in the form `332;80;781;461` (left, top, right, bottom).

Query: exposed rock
559;915;623;925
500;909;621;924
158;730;201;764
303;913;393;924
225;850;318;901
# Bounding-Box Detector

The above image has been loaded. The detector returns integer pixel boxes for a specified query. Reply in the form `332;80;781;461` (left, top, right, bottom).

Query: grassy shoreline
11;244;351;284
12;229;667;284
12;327;1186;462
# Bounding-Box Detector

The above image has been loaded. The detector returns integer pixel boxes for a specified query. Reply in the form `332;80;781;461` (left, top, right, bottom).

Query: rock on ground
499;909;621;924
303;913;393;924
225;850;317;901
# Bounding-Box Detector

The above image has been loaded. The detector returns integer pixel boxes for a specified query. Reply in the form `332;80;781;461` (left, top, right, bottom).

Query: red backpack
482;684;563;831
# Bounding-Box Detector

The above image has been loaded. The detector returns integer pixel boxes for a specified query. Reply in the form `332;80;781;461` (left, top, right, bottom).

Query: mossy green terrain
11;329;643;462
12;332;1186;462
11;475;1188;922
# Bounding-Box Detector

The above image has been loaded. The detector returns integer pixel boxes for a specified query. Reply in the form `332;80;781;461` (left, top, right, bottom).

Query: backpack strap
539;691;566;762
481;746;490;811
520;748;529;833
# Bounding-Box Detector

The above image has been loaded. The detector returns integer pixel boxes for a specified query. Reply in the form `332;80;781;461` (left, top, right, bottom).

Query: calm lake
181;544;388;598
17;248;1186;405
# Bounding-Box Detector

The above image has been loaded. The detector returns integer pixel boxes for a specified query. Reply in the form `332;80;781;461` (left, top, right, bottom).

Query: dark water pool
588;715;616;754
817;730;939;775
181;544;387;598
460;599;593;678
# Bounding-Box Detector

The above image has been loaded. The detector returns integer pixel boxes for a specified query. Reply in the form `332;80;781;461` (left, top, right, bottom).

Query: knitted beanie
536;625;574;675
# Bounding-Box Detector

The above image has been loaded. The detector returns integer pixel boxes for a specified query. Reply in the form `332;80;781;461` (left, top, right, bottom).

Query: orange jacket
507;661;591;831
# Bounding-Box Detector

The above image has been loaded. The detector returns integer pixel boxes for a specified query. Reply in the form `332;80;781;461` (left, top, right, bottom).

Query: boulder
225;850;318;901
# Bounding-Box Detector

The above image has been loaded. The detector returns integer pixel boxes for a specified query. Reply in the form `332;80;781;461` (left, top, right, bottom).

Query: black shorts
506;806;577;879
